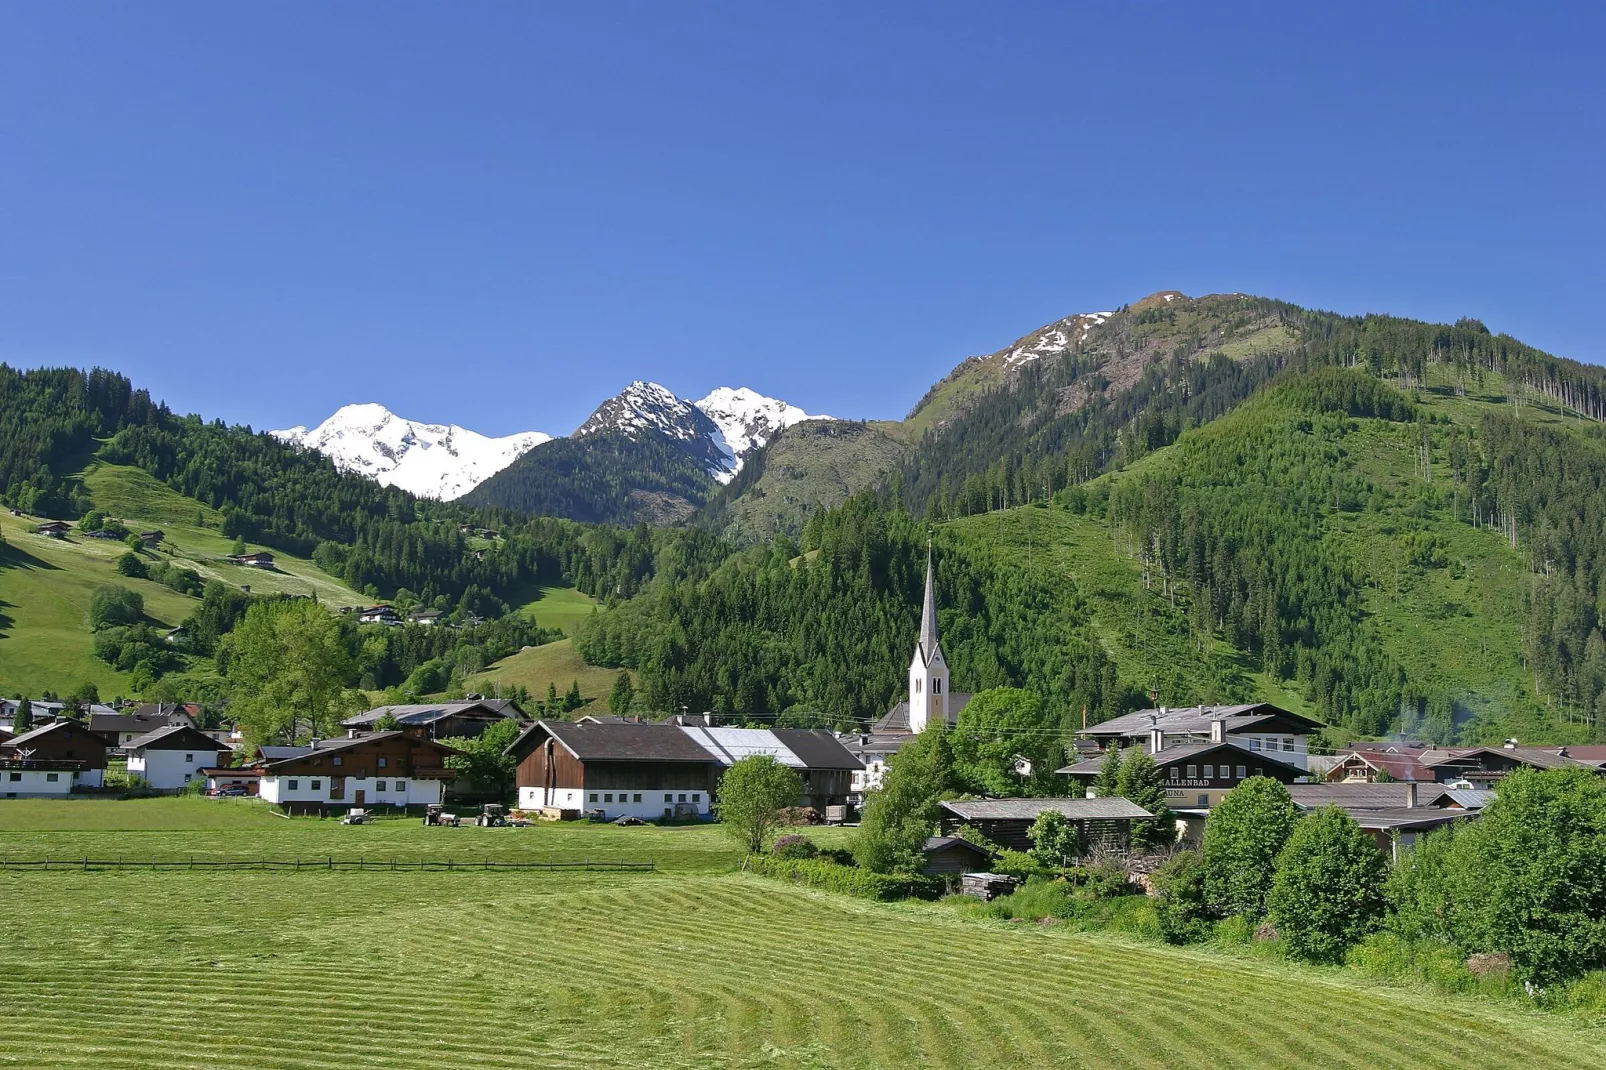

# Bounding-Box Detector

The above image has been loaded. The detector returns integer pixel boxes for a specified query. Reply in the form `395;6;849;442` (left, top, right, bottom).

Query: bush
88;584;144;630
115;551;148;578
771;834;819;860
746;854;941;901
992;849;1046;879
1267;806;1386;963
1202;777;1298;919
1027;810;1083;868
1152;849;1213;944
715;754;804;853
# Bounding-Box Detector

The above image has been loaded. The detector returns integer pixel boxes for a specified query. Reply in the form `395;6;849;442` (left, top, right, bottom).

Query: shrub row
746;855;942;902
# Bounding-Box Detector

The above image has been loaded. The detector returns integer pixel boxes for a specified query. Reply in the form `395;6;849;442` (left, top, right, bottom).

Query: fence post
328;856;332;871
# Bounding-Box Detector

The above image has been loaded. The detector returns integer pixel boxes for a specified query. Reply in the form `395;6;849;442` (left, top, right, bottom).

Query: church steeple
918;541;940;665
908;540;950;732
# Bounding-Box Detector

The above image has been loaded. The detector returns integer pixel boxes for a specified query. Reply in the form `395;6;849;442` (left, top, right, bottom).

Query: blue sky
3;3;1602;436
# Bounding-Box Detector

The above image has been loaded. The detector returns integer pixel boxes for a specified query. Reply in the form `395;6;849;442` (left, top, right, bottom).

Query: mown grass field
511;583;600;634
3;813;1605;1069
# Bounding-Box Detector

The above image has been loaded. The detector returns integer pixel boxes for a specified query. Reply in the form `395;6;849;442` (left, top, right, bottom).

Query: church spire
919;541;939;664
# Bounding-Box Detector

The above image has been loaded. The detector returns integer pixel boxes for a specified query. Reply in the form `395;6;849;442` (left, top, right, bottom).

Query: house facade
0;719;109;789
124;725;234;791
1077;703;1322;771
256;730;460;811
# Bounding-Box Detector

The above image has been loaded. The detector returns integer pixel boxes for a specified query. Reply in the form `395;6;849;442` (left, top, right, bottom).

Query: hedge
746;854;943;901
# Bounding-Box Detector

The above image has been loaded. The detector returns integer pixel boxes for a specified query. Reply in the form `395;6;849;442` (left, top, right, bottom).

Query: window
1198;794;1209;807
1247;738;1261;751
933;680;941;694
1168;766;1178;780
1236;765;1247;779
393;779;405;792
604;793;613;803
663;807;672;818
915;679;921;694
1185;765;1197;779
184;773;192;782
375;782;386;792
1203;765;1214;779
678;793;687;802
311;780;322;790
7;773;18;782
46;773;58;782
4;793;12;799
1254;768;1263;777
1282;739;1295;752
333;756;343;766
692;794;701;802
633;793;642;802
665;794;673;802
589;793;598;802
288;779;299;790
185;753;194;763
378;757;388;768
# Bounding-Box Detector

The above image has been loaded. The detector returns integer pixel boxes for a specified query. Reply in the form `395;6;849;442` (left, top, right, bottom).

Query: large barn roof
939;797;1153;822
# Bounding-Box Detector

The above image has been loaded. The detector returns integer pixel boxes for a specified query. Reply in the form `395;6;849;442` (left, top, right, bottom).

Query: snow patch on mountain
1001;310;1116;367
272;403;550;501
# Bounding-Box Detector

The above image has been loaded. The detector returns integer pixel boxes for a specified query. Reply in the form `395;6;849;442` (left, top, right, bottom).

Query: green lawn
2;864;1602;1069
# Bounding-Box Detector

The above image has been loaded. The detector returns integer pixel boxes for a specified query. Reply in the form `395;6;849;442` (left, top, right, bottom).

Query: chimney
347;728;360;739
703;711;714;727
1503;738;1518;750
1148;728;1165;755
1405;781;1418;809
309;738;321;750
1210;719;1226;744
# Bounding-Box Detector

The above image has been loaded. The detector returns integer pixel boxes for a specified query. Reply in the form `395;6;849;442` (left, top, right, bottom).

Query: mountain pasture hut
938;797;1154;853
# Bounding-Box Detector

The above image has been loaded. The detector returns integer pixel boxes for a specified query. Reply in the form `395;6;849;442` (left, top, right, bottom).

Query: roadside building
124;725;234;791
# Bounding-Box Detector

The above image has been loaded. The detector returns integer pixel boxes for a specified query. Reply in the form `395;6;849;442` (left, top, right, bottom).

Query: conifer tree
12;697;33;734
1115;749;1175;849
1092;745;1123;798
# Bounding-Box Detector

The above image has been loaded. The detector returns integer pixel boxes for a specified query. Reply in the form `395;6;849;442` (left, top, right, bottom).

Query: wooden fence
0;856;654;872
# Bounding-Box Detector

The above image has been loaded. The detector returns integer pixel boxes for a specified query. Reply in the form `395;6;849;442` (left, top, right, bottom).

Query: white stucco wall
261;774;443;806
0;769;75;798
517;785;710;819
128;747;224;790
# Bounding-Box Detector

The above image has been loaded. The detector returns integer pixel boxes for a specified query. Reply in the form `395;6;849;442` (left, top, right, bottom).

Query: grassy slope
463;636;631;711
944;365;1588;741
0;463;365;697
0;806;1601;1069
509;583;599;635
715;420;912;542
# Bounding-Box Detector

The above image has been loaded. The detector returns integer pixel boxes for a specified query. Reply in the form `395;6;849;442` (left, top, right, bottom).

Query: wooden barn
921;835;992;876
506;720;723;820
938;797;1154;853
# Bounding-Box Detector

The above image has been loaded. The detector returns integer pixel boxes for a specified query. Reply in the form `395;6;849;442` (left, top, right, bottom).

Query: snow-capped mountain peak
695;387;830;473
271;404;549;501
574;381;830;484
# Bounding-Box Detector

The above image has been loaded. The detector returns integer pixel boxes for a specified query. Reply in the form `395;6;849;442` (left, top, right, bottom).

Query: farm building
124;725;234;791
507;721;723;819
922;835;992;876
356;604;401;625
505;720;862;820
0;719;108;788
255;730;460;812
35;521;70;537
937;797;1154;852
227;551;275;568
138;529;165;546
341;699;521;739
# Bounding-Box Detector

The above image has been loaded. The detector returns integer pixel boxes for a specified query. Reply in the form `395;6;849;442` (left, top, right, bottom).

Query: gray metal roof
1079;704;1323;738
1060;740;1305;778
343;701;513;727
1348;808;1476;831
122;724;230;752
507;720;721;764
1442;788;1496;810
939;797;1154;822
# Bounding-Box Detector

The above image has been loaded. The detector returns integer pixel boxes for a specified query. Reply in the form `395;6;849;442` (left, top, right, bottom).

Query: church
843;547;973;793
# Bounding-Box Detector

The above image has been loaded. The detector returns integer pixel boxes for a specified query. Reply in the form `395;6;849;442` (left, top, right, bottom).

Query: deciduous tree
1202;776;1298;919
1267;805;1386;962
715;754;802;853
856;727;956;874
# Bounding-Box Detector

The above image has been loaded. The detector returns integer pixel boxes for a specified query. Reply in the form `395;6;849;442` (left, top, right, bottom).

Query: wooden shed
938;797;1154;853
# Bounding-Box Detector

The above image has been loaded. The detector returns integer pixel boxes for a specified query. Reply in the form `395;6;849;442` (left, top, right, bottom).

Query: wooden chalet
1060;736;1307;812
506;720;723;819
937;797;1154;852
255;729;460;814
356;604;401;625
138;529;165;546
0;719;108;787
35;521;70;537
342;700;520;739
227;551;275;568
1077;703;1324;771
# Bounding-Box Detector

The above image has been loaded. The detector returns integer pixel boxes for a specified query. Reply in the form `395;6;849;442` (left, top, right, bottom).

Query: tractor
423;804;460;827
476;803;508;828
